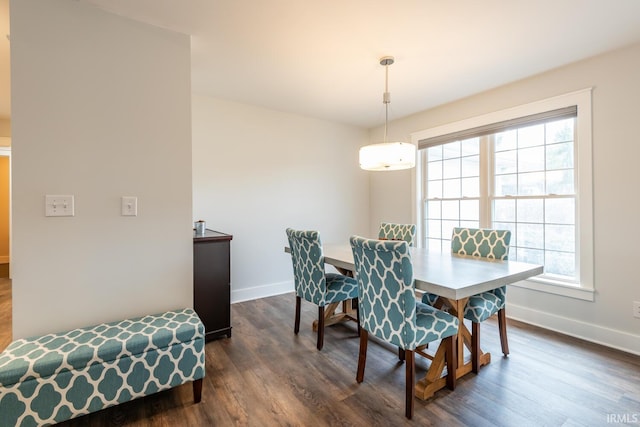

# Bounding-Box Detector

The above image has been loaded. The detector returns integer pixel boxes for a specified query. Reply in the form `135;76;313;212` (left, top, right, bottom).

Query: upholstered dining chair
421;227;511;372
378;222;416;246
286;228;359;350
350;236;459;419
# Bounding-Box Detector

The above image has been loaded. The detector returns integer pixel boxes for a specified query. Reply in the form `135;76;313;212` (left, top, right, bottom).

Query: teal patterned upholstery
286;228;358;350
421;227;512;361
0;308;205;427
378;222;416;246
350;236;458;418
351;236;458;350
422;228;511;320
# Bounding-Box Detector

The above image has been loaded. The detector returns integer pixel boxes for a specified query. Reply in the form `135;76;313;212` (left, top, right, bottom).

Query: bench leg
193;378;203;403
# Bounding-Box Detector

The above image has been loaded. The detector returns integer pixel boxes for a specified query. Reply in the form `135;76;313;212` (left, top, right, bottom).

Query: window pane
546;118;574;144
518;171;545;195
518;146;545;173
495;150;517;174
545;224;575;252
460;199;479;220
517;199;543;223
427;220;442;238
495;129;517;151
545;198;574;224
442;179;461;198
518;124;544;148
493;199;516;222
460;220;480;229
546;170;574;194
443;158;460;179
442;201;459;220
461;155;479;177
461;177;479;197
427;200;441;219
428;180;442;198
517;223;544;249
546;142;574;170
442;141;460;159
461;138;480;156
427;145;443;161
441;220;458;239
545;250;575;278
495;174;517;196
518;247;544;265
428;160;443;180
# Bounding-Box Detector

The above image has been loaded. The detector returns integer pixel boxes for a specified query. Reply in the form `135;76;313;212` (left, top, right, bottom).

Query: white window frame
411;88;594;301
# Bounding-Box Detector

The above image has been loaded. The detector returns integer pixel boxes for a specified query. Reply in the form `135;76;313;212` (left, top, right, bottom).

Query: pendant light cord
381;57;393;144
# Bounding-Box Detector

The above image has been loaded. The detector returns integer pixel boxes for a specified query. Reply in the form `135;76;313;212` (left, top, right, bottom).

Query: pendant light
359;56;416;171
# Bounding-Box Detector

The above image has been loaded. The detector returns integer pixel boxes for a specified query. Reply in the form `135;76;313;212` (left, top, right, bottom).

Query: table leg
415;296;490;400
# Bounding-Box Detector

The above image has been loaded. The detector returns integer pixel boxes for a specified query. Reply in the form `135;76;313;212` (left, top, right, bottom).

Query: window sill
510;277;595;301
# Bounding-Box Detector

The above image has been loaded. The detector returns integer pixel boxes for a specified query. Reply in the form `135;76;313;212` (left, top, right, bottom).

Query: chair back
350;236;419;349
286;228;327;306
378;222;416;246
451;227;511;260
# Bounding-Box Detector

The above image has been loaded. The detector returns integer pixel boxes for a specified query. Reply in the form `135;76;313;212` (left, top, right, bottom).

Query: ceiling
3;1;640;127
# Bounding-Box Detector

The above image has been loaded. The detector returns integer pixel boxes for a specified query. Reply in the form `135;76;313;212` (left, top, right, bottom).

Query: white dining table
285;243;544;399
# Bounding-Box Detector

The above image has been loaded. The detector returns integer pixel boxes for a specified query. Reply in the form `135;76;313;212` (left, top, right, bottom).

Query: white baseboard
508;302;640;356
231;280;293;304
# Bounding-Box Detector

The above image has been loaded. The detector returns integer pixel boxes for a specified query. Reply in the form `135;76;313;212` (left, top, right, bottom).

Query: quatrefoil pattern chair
421;227;511;370
350;236;459;419
286;228;359;350
378;222;416;246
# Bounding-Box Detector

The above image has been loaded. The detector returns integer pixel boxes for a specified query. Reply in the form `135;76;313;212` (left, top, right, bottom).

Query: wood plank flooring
1;289;639;426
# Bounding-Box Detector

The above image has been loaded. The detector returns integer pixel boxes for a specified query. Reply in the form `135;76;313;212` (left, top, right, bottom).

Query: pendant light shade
359;56;416;171
359;142;416;171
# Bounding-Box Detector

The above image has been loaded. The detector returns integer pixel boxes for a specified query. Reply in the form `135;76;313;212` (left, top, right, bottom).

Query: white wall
370;43;640;354
10;0;193;338
192;95;370;302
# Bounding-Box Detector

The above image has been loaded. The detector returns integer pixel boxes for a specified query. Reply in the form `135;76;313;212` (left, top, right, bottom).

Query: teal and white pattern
421;227;511;323
378;222;416;246
0;308;205;427
350;236;458;350
286;228;358;306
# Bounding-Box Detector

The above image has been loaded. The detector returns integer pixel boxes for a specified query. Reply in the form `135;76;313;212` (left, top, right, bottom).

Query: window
412;89;593;300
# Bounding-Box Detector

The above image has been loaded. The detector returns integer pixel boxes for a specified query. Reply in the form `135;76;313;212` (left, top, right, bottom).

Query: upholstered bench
0;308;205;427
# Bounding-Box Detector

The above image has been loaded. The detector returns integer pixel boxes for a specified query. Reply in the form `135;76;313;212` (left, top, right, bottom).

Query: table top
287;244;543;301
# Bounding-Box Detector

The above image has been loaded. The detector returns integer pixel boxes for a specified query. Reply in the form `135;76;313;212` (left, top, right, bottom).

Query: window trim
411;88;594;301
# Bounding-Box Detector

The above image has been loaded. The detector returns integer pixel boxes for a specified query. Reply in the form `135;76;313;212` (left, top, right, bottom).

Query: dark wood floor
2;289;639;426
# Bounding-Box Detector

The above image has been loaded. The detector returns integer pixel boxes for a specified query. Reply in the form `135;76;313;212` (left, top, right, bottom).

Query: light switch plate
122;196;137;216
45;195;74;217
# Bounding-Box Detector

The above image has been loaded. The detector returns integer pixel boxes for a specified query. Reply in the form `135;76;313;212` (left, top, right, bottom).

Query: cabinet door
194;240;230;339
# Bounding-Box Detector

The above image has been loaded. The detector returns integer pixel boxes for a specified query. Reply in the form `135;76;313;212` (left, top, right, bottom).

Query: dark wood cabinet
193;229;232;341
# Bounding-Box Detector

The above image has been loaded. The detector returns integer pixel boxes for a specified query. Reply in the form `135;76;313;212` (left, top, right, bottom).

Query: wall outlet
634;301;640;319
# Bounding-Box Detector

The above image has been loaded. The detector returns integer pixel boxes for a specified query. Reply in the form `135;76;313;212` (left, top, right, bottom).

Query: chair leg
317;306;325;350
498;308;510;356
405;349;415;419
444;336;456;390
355;298;361;337
294;296;301;334
356;329;368;383
193;378;203;403
398;346;405;362
472;322;480;374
